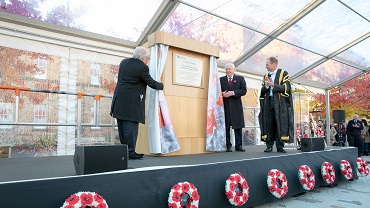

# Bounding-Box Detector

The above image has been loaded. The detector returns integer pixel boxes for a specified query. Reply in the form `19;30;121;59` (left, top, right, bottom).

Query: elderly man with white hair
110;46;164;160
220;63;247;152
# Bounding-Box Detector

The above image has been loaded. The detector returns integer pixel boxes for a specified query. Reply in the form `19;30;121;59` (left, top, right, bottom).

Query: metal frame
234;0;326;67
0;87;116;145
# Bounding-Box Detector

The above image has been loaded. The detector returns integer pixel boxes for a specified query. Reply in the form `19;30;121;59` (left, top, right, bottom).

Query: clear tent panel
35;0;162;42
238;39;323;76
340;0;370;20
180;0;312;34
161;3;268;64
335;36;370;69
277;0;370;56
297;59;362;87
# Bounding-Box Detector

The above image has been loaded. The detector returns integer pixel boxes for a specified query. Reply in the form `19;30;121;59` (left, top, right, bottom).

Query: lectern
136;31;219;156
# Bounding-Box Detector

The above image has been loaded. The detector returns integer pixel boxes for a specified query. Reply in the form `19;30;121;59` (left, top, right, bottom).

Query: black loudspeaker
301;137;325;152
74;144;128;175
333;110;345;123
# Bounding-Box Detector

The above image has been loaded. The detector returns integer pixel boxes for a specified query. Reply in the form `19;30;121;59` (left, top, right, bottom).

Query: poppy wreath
225;172;249;207
298;165;315;191
168;181;200;208
267;169;288;198
321;162;336;184
61;191;108;208
340;160;353;180
356;157;370;176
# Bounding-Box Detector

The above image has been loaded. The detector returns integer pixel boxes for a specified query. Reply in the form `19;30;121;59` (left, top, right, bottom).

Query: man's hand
265;77;274;87
222;91;234;98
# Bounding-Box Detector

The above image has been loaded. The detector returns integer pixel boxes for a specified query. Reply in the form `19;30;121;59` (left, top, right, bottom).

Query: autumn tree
311;72;370;120
163;10;231;53
0;0;44;19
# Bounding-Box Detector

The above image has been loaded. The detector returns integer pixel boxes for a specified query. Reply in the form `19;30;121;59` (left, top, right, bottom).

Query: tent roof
1;0;369;90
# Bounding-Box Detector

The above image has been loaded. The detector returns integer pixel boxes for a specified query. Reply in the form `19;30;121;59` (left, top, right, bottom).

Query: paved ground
255;155;370;208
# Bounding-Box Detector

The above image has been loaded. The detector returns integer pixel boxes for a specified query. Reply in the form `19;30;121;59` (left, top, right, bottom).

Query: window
91;63;100;85
34;58;47;79
0;102;13;129
34;105;47;130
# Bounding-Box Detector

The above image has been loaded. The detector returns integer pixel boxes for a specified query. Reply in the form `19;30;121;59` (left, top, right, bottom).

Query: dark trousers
117;119;138;155
266;96;284;150
348;134;362;156
226;127;243;150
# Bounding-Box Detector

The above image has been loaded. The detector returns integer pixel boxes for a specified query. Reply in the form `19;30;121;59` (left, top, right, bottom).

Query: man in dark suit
347;114;363;157
220;63;247;152
110;46;164;160
259;56;294;153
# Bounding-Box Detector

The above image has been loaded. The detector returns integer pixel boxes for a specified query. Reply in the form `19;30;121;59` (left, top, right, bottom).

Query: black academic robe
258;68;294;143
220;75;247;129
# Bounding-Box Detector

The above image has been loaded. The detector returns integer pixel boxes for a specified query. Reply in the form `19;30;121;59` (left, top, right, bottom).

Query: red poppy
96;203;107;208
235;175;241;182
267;171;275;177
225;191;234;199
172;191;181;202
243;194;248;201
94;194;104;203
66;194;79;205
182;183;190;193
229;182;237;191
269;186;276;192
191;191;200;201
80;193;93;205
228;175;236;181
168;203;178;208
172;184;181;191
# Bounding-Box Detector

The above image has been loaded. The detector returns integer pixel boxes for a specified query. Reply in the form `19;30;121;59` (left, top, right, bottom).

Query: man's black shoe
264;147;272;152
135;152;144;157
277;149;287;153
129;153;143;160
235;148;246;152
226;148;232;152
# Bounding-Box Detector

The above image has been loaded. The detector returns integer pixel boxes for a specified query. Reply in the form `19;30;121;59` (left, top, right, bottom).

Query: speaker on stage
333;110;345;123
73;144;128;175
301;137;325;152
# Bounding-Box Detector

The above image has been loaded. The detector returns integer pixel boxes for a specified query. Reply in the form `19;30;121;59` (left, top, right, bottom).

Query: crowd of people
295;113;370;157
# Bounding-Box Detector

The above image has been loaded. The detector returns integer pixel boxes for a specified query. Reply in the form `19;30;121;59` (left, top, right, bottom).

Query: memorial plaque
174;54;203;87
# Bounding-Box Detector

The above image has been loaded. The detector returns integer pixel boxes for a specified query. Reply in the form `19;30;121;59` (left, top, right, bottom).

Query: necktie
228;77;232;85
268;73;272;96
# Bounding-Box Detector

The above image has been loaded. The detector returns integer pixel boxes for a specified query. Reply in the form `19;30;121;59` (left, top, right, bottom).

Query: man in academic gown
259;57;294;153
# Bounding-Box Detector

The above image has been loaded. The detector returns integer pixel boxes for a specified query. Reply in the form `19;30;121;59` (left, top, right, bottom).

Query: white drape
148;44;180;154
206;56;226;151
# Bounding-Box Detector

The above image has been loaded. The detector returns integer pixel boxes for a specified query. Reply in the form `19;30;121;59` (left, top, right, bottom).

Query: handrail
0;85;112;98
0;85;116;145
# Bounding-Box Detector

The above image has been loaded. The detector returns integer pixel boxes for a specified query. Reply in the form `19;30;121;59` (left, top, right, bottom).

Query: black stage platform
0;145;358;207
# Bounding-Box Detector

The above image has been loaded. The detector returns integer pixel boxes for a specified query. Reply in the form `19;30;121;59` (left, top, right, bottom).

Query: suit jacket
110;58;163;124
258;68;294;143
347;119;363;136
220;74;247;129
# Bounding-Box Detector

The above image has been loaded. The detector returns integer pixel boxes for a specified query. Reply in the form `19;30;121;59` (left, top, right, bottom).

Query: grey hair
132;46;150;60
225;63;235;69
